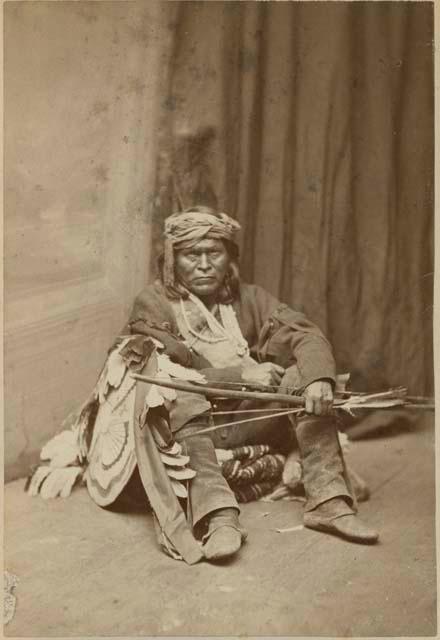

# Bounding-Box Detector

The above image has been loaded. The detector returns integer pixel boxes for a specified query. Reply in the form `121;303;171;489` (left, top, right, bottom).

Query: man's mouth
193;277;216;283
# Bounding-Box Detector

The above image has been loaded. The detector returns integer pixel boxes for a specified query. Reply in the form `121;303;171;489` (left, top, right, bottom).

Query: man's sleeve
252;286;337;390
121;289;245;383
194;362;244;386
118;288;194;367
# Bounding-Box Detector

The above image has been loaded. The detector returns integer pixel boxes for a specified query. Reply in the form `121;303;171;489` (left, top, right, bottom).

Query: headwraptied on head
163;210;241;289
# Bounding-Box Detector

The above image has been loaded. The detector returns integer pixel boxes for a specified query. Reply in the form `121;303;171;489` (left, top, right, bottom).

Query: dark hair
157;206;241;303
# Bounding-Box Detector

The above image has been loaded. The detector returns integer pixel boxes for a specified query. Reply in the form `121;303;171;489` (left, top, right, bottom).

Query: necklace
180;295;250;357
180;297;226;344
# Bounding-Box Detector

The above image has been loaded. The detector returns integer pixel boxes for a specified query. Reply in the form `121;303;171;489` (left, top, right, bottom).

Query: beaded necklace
179;294;250;358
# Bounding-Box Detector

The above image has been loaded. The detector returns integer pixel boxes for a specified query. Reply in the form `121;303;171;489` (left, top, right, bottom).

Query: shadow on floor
4;414;436;636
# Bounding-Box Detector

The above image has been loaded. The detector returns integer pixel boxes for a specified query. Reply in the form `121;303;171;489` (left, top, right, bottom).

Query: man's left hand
302;380;334;415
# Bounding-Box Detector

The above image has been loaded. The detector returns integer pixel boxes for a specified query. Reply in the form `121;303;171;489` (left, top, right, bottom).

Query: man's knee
279;365;302;395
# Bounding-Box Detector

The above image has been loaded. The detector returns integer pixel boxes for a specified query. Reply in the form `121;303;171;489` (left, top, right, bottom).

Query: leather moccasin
304;512;379;545
202;526;243;561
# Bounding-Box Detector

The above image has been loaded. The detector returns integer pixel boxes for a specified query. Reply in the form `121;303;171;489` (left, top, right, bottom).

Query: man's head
160;206;241;303
175;236;230;300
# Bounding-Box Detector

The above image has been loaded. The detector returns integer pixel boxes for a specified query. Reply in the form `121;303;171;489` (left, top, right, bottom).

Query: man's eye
210;252;220;259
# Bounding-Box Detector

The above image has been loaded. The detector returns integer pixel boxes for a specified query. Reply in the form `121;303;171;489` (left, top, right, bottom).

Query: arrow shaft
130;374;435;412
131;373;307;406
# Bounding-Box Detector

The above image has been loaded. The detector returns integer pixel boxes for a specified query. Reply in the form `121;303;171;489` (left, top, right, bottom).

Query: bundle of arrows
131;373;434;415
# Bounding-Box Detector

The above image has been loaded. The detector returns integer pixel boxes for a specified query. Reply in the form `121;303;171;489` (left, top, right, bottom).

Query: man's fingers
272;364;286;374
269;364;285;386
307;395;333;416
271;371;284;386
313;397;323;415
323;390;334;415
321;400;331;415
301;381;334;415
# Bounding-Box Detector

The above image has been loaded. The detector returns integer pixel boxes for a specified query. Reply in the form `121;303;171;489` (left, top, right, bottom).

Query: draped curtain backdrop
151;1;434;396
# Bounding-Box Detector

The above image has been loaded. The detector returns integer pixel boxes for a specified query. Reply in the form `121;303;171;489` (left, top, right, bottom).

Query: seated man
123;205;379;561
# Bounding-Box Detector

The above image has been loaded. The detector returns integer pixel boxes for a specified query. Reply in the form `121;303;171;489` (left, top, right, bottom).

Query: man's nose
198;254;210;271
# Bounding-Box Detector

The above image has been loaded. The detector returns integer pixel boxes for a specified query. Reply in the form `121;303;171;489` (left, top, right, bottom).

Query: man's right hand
241;362;285;388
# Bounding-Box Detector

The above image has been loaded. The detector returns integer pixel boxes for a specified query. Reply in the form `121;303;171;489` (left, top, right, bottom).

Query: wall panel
5;1;168;480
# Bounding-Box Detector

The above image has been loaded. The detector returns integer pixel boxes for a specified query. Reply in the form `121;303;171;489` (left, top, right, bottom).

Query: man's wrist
302;376;335;392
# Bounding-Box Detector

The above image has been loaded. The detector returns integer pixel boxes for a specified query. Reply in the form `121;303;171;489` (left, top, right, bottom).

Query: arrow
131;373;310;406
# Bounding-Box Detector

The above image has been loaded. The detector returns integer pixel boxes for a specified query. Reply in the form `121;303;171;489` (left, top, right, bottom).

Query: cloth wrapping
216;435;365;505
217;445;286;503
163;210;241;288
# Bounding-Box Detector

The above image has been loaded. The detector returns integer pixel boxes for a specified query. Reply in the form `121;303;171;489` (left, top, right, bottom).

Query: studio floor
4;415;437;637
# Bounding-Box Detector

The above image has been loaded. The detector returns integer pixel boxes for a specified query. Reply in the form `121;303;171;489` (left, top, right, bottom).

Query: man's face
175;238;231;300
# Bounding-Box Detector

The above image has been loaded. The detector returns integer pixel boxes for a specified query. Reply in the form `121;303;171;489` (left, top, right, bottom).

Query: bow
132;373;434;408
